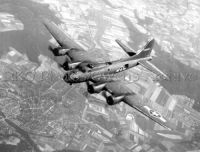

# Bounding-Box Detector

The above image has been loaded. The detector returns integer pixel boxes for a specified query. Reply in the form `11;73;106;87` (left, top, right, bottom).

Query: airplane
43;18;167;80
43;19;171;130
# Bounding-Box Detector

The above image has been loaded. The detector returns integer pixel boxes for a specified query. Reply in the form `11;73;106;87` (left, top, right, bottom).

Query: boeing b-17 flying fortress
43;19;170;129
1;0;200;151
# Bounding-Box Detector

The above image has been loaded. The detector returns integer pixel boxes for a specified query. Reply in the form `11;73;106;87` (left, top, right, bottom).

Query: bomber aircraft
43;19;171;130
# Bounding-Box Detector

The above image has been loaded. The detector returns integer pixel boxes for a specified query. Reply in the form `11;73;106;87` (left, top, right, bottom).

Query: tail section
116;38;155;59
135;38;154;58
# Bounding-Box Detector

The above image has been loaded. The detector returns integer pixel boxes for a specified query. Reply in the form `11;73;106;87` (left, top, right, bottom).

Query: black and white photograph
0;0;199;152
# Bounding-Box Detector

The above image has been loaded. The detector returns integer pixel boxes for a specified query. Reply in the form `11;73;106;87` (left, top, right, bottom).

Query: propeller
48;45;63;56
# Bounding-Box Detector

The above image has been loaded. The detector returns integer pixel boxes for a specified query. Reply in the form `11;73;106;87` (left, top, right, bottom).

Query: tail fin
136;38;154;58
115;39;136;56
143;38;155;51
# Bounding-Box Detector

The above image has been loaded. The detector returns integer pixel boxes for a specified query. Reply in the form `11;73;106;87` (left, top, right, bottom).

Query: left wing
107;82;171;129
124;95;171;130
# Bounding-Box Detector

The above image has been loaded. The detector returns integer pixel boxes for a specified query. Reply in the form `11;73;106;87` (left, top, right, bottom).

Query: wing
102;81;171;130
43;19;108;68
43;19;84;51
104;81;134;95
124;95;171;130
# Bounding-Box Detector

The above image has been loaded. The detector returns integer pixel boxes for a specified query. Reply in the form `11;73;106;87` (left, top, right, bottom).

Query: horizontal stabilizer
115;39;136;56
139;61;169;80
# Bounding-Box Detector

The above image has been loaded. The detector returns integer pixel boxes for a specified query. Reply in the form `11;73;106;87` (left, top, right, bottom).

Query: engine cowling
87;82;106;94
58;49;70;55
49;45;70;56
102;91;124;105
68;62;82;70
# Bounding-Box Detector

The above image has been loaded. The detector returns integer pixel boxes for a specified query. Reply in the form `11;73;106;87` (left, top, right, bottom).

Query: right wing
43;19;84;51
43;18;107;69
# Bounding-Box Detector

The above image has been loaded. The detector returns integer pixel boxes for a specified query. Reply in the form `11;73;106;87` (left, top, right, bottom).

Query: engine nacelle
148;56;152;61
87;82;106;94
58;49;70;55
68;62;82;70
49;45;70;56
102;91;124;105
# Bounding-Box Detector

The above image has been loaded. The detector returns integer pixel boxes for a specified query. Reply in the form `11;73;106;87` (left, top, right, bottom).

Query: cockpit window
69;71;79;80
106;62;112;65
71;70;77;74
63;73;69;81
72;73;78;78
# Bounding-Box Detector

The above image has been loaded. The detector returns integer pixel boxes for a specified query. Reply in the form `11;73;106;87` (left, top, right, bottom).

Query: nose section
63;72;71;82
63;73;68;81
63;70;81;83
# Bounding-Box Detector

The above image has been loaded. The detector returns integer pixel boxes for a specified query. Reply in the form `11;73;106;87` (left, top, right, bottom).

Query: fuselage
63;57;151;83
